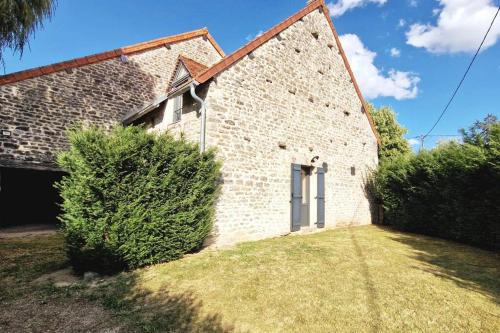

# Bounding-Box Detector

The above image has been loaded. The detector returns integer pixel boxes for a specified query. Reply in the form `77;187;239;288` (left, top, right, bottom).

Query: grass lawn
1;225;499;332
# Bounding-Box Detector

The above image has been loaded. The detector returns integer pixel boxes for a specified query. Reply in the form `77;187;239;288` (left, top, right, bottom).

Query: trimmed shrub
370;123;500;251
56;126;220;273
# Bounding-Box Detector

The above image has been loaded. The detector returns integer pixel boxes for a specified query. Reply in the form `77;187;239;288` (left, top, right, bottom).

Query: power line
409;134;460;139
422;3;500;140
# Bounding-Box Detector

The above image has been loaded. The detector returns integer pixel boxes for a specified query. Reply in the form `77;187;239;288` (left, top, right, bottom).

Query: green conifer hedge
370;120;499;251
56;126;220;273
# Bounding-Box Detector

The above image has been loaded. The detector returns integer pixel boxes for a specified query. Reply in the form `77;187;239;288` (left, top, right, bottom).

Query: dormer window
172;63;190;89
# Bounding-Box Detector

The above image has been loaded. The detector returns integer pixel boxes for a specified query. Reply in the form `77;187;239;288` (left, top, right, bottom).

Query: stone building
0;0;379;246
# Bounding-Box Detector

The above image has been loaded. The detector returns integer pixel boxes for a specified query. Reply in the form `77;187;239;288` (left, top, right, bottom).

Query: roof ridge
178;55;208;71
195;0;324;83
194;0;380;144
0;28;224;85
167;55;209;91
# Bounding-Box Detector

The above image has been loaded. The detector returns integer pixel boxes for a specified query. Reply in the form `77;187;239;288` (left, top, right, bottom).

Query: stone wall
204;9;379;246
0;36;222;170
147;85;209;145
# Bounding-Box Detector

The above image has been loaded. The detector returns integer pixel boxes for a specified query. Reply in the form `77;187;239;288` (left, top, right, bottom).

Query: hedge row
370;124;500;251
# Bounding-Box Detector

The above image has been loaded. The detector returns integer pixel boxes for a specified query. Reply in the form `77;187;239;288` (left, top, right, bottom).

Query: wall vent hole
312;32;319;40
294;48;301;53
344;111;350;116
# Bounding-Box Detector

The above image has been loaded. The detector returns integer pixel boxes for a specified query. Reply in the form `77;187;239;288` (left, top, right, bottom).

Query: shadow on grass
348;227;381;333
384;227;500;304
95;272;234;333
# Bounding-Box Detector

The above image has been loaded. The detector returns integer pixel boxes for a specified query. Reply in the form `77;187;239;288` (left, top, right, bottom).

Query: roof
124;56;206;125
194;0;380;143
167;55;209;92
0;28;224;86
178;55;209;77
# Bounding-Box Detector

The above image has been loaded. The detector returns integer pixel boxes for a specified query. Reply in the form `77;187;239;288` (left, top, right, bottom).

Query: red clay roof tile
0;28;224;86
179;56;209;77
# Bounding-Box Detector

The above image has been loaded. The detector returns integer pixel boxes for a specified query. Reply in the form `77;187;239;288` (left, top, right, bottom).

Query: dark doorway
300;166;311;227
0;167;64;228
291;164;312;231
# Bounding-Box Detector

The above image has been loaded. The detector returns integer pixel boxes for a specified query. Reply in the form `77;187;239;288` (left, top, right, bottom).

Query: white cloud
390;47;401;57
327;0;388;17
409;0;419;7
245;30;263;42
340;34;420;100
406;0;500;54
408;138;421;146
398;19;407;28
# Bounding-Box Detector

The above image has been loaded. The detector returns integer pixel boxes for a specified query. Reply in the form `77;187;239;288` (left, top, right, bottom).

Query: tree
0;0;56;66
460;114;499;147
369;104;412;162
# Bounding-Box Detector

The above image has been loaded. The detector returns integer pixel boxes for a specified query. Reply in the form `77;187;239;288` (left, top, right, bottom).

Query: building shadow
384;226;500;304
97;272;235;333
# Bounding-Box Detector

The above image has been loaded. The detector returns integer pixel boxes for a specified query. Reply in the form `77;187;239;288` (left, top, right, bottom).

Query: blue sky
3;0;500;148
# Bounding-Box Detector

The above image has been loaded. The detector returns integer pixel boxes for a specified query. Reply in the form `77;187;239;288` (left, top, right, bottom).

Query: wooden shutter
317;167;325;228
291;164;302;231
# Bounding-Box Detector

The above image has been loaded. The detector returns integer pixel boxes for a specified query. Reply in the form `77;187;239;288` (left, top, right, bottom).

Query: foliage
370;116;500;250
0;0;56;67
460;113;498;147
56;125;220;273
369;104;412;162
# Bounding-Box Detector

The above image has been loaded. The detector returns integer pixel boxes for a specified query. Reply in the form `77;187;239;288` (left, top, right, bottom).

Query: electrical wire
422;2;500;139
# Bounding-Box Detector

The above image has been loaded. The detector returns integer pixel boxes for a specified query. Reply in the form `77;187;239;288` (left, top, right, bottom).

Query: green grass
1;226;499;332
93;225;500;332
0;233;67;301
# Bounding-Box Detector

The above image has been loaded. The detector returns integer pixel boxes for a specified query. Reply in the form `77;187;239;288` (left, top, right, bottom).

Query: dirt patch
0;295;124;333
0;224;57;239
32;268;80;287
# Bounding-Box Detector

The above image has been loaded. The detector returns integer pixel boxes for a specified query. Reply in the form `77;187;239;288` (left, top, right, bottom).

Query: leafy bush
369;104;412;161
56;126;220;273
370;119;500;251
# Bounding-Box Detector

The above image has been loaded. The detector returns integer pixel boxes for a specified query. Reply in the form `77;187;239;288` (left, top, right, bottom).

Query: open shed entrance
0;167;64;229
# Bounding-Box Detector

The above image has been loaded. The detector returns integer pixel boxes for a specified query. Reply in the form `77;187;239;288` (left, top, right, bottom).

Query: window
173;95;183;123
172;64;190;88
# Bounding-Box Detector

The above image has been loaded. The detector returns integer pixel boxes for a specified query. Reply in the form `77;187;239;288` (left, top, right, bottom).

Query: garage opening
0;167;64;229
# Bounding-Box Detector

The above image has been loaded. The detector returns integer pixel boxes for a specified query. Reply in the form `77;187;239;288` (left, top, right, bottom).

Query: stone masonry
0;34;222;170
202;9;378;245
0;1;379;247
